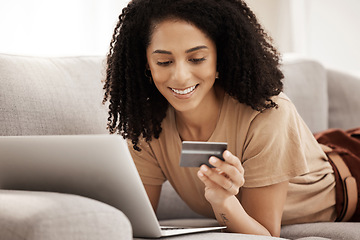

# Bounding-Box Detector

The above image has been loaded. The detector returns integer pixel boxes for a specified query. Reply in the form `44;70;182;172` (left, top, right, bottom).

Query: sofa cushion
327;69;360;130
0;53;108;136
157;181;204;220
281;222;360;240
0;190;132;240
281;55;329;133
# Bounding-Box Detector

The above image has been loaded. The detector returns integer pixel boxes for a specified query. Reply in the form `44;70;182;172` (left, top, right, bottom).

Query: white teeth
171;85;196;95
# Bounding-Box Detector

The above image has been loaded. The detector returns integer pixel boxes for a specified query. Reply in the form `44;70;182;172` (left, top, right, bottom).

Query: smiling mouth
170;85;198;95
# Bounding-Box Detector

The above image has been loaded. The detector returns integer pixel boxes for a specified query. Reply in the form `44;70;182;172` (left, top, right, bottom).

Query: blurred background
0;0;359;74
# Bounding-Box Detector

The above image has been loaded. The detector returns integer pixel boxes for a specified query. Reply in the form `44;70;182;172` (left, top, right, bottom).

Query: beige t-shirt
129;93;336;225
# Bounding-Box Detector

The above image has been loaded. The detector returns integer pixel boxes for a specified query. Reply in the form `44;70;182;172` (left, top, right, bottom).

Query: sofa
0;52;359;240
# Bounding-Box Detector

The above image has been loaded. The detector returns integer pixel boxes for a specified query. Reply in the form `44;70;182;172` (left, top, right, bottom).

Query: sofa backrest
327;69;360;130
0;54;108;136
1;53;336;137
1;53;333;137
281;55;329;133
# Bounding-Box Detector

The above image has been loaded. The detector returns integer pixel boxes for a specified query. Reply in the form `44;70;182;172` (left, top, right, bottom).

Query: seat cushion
281;222;360;240
0;190;132;240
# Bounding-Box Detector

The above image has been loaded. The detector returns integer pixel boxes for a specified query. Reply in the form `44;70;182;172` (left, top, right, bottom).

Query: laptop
0;135;225;238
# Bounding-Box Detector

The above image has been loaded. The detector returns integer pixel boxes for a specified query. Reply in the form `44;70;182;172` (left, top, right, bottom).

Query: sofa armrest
327;69;360;130
0;190;132;240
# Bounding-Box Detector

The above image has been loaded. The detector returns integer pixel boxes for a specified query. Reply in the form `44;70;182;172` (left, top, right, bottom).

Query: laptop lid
0;135;164;237
0;135;225;238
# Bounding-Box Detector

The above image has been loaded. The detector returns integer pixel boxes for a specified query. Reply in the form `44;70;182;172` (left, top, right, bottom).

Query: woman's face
146;19;218;113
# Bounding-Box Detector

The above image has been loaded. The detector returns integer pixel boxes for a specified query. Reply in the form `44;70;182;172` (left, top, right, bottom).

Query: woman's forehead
148;19;215;52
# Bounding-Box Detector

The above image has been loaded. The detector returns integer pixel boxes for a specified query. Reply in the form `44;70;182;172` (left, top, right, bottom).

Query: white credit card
179;141;228;168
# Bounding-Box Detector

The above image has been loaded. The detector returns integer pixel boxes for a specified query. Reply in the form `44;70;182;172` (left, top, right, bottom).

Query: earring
145;68;153;84
215;72;219;80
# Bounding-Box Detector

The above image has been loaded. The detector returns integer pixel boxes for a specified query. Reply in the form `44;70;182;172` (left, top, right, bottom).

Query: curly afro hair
103;0;284;150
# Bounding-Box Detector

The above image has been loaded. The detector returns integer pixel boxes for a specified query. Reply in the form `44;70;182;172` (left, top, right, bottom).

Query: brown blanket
315;128;360;222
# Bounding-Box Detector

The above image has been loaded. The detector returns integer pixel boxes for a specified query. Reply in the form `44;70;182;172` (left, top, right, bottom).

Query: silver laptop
0;135;225;238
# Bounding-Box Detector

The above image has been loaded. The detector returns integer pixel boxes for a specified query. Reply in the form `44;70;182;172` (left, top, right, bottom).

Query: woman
103;0;359;237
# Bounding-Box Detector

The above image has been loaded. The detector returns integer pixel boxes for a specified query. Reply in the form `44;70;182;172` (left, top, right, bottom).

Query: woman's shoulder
223;92;301;134
267;92;300;119
225;91;293;110
223;92;295;121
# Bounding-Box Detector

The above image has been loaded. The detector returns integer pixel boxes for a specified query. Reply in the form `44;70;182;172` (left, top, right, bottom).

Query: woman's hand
197;150;287;236
197;150;245;205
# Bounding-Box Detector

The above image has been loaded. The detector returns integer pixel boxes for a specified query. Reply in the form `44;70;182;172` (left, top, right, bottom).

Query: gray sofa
0;53;359;240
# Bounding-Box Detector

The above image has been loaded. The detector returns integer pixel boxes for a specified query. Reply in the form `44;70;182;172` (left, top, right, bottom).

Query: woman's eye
189;58;206;63
157;61;172;66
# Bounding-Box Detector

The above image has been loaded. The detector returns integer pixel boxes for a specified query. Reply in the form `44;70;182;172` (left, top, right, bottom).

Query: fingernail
201;165;208;172
198;171;204;177
210;157;217;164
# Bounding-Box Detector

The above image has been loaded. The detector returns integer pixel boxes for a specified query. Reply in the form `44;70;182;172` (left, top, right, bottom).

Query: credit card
179;141;228;168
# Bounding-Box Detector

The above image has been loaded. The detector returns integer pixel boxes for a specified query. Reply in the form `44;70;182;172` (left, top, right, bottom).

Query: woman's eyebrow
152;45;208;55
185;45;208;53
152;49;172;54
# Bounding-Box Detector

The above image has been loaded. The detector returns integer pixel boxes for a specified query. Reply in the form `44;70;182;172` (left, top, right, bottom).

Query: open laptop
0;135;225;238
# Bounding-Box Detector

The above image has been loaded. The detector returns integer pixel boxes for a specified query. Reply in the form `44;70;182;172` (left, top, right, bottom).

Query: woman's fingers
222;150;244;175
200;151;244;191
197;167;218;188
209;152;245;188
197;150;245;204
197;168;232;204
199;164;240;196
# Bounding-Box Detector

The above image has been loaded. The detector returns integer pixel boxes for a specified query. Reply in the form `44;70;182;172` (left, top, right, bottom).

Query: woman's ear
146;63;150;70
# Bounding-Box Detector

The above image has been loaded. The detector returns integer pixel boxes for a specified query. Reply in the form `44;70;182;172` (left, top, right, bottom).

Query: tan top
129;93;336;225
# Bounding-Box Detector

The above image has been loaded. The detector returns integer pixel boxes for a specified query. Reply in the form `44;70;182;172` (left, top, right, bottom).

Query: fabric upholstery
281;222;360;239
281;55;328;133
327;69;360;130
0;190;132;240
157;181;204;220
0;54;108;136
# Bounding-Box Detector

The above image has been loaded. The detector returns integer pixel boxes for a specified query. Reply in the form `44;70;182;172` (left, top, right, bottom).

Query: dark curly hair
103;0;284;150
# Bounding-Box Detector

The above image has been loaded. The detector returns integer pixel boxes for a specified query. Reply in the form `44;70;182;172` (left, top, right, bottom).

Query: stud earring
215;72;219;80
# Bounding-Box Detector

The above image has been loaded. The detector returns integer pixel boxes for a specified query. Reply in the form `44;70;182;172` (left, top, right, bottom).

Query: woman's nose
173;61;191;83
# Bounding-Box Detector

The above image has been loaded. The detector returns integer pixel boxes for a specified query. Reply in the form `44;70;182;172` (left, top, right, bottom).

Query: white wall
246;0;293;53
1;0;359;73
247;0;360;74
0;0;129;57
303;0;360;73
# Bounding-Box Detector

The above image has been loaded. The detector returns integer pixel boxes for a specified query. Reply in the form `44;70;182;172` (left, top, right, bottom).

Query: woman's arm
239;182;288;236
197;150;288;237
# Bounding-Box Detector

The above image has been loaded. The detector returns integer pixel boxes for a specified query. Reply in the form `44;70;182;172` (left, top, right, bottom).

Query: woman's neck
175;86;224;141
